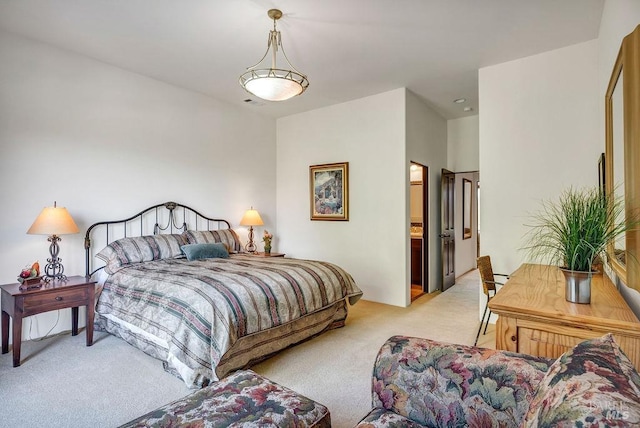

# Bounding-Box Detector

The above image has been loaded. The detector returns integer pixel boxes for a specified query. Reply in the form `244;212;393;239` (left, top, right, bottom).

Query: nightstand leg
71;307;78;336
1;311;8;354
86;300;94;347
12;315;21;367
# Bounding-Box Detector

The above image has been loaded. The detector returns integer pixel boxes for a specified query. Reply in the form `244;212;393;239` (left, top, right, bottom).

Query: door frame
410;162;429;296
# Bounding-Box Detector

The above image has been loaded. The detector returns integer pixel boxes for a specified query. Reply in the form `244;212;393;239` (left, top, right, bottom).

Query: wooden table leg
1;310;8;354
12;314;22;367
71;307;78;336
86;300;94;347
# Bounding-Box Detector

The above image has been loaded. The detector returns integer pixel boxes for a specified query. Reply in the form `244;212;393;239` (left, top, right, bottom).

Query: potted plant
524;186;629;303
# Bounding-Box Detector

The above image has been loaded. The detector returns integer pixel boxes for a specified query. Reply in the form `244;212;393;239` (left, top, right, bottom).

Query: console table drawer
518;326;596;359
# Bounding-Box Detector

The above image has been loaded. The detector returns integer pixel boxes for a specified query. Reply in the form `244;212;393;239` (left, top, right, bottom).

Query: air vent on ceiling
243;98;265;106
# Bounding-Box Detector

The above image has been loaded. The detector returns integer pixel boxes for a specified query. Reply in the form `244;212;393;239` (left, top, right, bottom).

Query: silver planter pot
560;268;594;304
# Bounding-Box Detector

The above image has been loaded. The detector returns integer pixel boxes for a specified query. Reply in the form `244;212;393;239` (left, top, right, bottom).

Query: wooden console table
488;263;640;368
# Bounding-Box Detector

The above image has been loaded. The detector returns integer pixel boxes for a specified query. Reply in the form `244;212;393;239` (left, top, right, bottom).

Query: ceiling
0;0;604;120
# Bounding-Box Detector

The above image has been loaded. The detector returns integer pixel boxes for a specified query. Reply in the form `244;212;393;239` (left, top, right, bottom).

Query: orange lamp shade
27;203;79;236
239;209;264;227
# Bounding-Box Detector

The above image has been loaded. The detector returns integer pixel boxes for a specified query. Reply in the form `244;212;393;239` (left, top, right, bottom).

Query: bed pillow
96;234;186;274
181;243;229;261
182;229;242;253
522;333;640;427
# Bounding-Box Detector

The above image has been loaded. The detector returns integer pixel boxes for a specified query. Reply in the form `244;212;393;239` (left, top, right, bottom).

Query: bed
85;202;362;388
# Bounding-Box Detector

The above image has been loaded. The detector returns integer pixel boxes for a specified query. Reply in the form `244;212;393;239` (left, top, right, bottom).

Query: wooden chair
474;255;509;346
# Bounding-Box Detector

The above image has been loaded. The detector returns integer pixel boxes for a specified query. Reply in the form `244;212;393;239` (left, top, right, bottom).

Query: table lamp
239;207;264;253
27;201;79;280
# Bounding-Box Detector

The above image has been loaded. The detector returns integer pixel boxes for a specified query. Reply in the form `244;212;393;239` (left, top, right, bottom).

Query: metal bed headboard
85;201;231;277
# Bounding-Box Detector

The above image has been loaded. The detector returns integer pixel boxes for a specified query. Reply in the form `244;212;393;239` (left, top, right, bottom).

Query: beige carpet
253;269;495;426
0;269;493;428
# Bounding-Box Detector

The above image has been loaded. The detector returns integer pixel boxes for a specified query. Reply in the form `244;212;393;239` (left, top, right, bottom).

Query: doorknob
439;233;449;238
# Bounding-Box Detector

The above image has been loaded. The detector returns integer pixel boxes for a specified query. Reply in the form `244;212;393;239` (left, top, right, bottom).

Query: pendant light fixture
239;9;309;102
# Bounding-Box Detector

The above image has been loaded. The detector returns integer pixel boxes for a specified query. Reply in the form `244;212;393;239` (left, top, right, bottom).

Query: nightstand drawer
22;287;90;315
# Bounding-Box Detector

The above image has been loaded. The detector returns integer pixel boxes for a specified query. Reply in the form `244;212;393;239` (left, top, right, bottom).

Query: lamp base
244;226;258;253
44;265;67;281
44;235;67;280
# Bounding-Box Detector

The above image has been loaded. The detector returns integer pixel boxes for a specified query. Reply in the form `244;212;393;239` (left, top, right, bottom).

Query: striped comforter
95;254;362;387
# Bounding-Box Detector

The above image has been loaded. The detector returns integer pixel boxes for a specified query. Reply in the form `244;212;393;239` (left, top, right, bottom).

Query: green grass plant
524;187;628;272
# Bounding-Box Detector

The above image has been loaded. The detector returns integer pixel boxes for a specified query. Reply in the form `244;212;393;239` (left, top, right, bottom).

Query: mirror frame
462;178;472;240
605;41;625;284
606;24;640;290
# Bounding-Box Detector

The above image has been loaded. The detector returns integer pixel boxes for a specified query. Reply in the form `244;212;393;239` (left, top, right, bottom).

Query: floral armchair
355;334;640;427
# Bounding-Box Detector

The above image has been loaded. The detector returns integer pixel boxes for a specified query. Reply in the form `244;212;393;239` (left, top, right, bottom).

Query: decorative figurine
262;230;273;254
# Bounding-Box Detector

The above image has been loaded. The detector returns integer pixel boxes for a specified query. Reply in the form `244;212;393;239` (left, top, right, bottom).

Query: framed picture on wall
598;152;606;194
310;162;349;221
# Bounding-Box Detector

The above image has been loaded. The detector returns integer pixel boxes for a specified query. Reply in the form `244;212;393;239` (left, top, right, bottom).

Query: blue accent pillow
181;243;229;261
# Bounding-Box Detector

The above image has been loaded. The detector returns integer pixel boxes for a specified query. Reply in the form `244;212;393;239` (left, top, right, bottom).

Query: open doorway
410;162;428;301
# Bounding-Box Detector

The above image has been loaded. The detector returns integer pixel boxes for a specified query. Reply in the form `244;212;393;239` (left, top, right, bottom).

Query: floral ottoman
120;369;330;427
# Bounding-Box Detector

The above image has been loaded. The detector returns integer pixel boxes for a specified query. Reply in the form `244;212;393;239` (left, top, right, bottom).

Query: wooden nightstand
1;275;97;367
249;252;286;257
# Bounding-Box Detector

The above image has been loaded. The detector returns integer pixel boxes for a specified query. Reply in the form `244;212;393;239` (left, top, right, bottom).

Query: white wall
0;31;276;340
597;0;640;316
276;88;408;306
479;39;600;277
276;88;447;306
406;90;448;295
448;116;480;172
598;1;640;99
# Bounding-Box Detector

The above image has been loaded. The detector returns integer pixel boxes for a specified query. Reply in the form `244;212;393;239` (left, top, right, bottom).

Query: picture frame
310;162;349;221
598;152;606;194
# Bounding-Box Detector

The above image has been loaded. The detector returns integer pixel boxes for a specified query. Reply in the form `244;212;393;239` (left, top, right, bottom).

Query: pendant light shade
243;72;306;101
239;9;309;102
